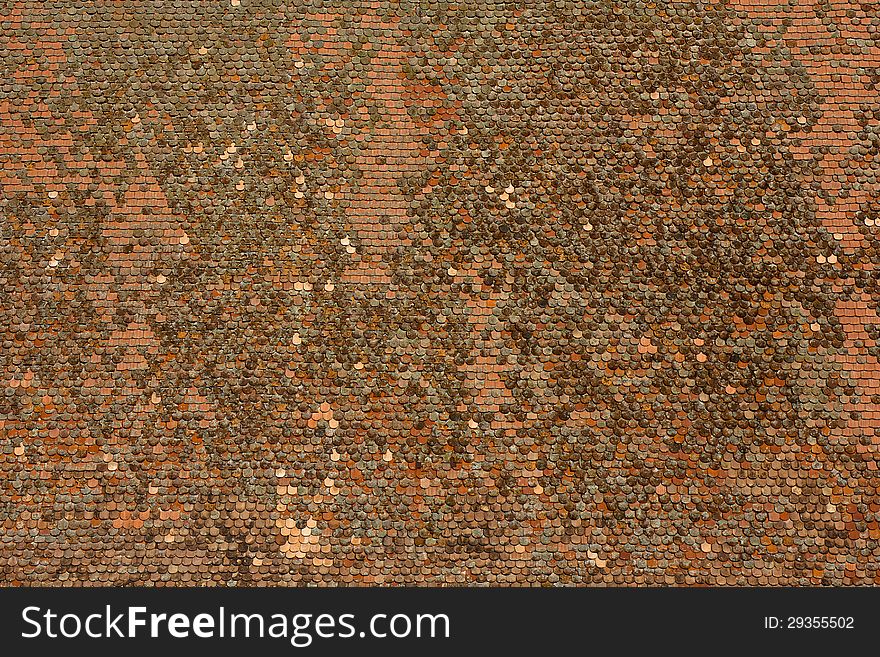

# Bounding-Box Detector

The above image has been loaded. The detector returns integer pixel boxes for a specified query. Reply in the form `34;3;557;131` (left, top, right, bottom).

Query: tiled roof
2;0;880;585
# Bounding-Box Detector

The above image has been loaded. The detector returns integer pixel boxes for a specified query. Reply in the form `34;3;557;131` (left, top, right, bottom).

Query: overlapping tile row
1;0;879;585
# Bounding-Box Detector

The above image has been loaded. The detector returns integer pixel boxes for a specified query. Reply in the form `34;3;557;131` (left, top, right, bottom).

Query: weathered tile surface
2;0;880;585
